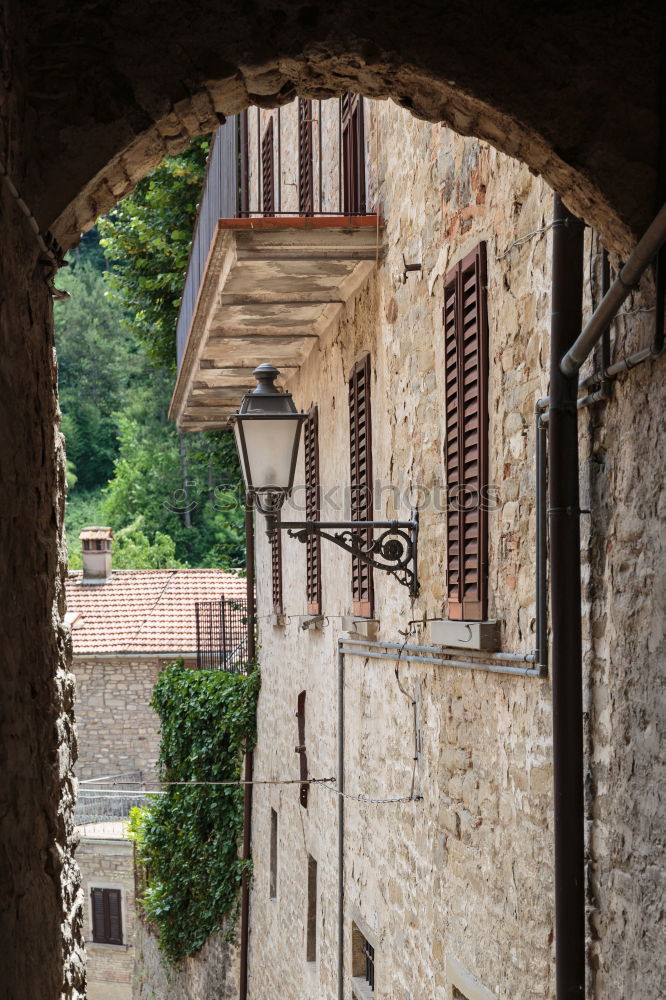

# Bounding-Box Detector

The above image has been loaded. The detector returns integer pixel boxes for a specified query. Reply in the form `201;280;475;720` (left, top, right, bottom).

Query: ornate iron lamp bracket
277;510;419;598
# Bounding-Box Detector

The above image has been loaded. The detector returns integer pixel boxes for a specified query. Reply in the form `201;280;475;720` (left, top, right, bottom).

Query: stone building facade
76;826;136;1000
65;536;247;998
172;95;665;1000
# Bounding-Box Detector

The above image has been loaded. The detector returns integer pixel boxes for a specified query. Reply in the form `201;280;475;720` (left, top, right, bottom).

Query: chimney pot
79;526;113;583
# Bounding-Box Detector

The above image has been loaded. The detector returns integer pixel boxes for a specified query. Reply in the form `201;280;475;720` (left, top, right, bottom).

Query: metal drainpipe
239;501;256;1000
535;398;548;673
337;641;345;1000
549;195;586;999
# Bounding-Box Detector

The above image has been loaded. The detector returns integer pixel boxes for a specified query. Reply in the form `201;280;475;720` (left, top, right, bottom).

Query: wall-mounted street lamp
232;364;419;596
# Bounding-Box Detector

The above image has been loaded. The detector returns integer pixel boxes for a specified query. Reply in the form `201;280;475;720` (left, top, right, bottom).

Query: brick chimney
79;526;113;584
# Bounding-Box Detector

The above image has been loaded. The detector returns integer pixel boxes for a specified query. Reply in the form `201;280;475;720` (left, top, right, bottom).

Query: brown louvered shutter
341;92;366;215
298;98;314;216
443;243;489;621
106;889;123;945
271;512;283;615
262;117;275;216
349;355;374;617
296;690;308;808
304;407;322;614
91;887;123;945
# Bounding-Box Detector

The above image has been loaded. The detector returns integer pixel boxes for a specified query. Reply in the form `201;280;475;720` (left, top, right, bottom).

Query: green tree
55;260;143;491
99;137;210;371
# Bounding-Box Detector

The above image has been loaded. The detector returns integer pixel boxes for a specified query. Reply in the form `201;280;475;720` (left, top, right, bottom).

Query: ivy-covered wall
131;664;259;965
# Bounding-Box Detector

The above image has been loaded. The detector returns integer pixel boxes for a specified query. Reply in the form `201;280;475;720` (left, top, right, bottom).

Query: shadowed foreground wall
0;186;85;995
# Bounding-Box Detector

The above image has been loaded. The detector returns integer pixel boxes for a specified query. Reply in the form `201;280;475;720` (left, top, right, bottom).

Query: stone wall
0;14;85;992
133;920;239;1000
73;657;163;781
246;98;665;1000
77;832;135;999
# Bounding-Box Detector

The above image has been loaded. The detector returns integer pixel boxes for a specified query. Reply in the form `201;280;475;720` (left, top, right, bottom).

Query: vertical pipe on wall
239;501;256;1000
548;195;586;999
535;400;548;674
337;642;345;1000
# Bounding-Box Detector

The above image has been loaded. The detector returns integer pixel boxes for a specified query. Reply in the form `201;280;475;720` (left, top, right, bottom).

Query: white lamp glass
236;417;301;491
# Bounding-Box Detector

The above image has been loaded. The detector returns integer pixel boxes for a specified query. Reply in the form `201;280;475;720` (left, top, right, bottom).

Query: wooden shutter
349;355;374;617
304;407;322;614
271;511;283;615
91;887;123;945
341;92;366;215
298;98;314;216
443;243;489;621
262;117;275;216
296;690;308;808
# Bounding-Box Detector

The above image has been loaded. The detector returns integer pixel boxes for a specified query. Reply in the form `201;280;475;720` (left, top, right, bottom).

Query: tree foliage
129;664;260;962
99;137;210;371
55;260;142;491
56;137;245;572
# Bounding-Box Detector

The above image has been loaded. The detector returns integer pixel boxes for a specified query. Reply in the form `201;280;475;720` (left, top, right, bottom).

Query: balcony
170;101;382;431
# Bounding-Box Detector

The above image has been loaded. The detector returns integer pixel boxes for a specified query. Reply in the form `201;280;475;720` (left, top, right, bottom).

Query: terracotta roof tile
65;569;248;655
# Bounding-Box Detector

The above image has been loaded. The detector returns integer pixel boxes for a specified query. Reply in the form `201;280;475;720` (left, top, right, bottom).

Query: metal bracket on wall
277;509;419;597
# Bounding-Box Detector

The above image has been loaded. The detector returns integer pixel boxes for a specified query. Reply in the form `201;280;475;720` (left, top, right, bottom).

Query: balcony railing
75;771;160;827
175;96;373;371
195;596;253;673
176;118;240;368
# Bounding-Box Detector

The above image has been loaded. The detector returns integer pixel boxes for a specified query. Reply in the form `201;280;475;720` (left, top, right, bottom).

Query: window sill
86;940;129;952
341;616;380;639
430;619;500;652
351;976;374;1000
270;614;286;628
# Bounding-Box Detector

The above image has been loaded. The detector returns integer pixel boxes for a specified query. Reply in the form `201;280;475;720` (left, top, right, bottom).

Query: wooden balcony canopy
169;216;382;431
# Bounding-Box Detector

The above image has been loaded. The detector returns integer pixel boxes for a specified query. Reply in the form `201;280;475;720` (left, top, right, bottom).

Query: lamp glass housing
232;363;306;500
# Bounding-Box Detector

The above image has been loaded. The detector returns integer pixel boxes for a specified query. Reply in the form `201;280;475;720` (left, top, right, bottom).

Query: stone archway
13;0;666;254
0;3;664;999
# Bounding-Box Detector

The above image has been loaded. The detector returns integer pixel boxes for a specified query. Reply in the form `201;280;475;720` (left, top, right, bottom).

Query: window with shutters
271;511;283;615
349;356;374;617
262;117;275;216
341;92;366;215
296;690;308;807
304;407;322;614
298;98;314;216
90;887;123;945
442;243;489;622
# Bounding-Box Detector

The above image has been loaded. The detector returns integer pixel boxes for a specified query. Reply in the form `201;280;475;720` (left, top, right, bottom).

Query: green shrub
130;663;259;962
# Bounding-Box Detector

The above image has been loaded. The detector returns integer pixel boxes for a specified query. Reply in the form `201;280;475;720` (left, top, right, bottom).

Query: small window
306;854;317;962
269;808;278;899
351;922;375;995
91;887;123;945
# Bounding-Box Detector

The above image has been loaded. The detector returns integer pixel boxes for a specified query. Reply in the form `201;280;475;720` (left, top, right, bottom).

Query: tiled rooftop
65;569;247;656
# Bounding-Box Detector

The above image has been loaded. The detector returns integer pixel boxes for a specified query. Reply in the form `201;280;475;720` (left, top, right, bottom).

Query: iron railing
175;96;375;370
75;771;161;826
195;596;252;673
176;117;240;367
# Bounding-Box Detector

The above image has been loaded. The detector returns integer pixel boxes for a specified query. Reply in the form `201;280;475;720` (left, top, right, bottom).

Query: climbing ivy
129;663;260;962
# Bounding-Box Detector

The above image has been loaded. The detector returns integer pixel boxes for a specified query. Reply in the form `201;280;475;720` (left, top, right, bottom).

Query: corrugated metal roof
65;569;247;655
